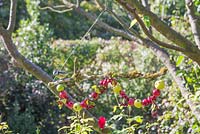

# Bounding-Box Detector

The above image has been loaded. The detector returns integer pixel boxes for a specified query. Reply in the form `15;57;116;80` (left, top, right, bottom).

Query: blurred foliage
0;0;200;133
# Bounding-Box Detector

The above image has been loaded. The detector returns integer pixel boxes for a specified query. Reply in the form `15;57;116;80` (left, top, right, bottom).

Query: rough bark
185;0;200;49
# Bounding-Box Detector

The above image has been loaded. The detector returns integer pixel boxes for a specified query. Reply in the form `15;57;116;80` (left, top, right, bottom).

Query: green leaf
58;126;70;132
113;105;118;113
143;16;151;28
134;116;143;123
129;19;137;28
127;118;134;124
176;55;184;66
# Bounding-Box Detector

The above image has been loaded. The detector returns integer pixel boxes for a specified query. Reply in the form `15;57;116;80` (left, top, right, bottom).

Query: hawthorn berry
120;90;126;97
59;91;68;99
113;84;122;94
147;96;153;104
150;95;157;101
80;99;88;108
56;84;65;92
73;102;82;112
134;99;142;108
153;89;160;97
155;80;165;90
142;99;148;106
90;92;99;100
65;101;74;109
128;98;135;106
98;116;106;129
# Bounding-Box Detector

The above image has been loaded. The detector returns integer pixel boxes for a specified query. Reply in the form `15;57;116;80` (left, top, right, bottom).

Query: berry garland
56;78;165;130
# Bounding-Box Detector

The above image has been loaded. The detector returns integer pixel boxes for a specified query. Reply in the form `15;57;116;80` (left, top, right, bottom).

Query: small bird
53;70;68;79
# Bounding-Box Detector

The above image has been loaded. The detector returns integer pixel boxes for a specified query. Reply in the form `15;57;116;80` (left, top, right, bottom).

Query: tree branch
74;7;138;41
186;0;200;48
127;7;186;52
7;0;17;33
116;0;200;65
116;0;199;51
0;29;107;134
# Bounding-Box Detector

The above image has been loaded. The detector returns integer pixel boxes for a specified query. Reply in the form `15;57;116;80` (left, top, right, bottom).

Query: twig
40;6;74;13
7;0;17;33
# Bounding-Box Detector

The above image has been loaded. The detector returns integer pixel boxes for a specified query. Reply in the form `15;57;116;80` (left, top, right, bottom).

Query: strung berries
98;116;106;129
153;89;160;97
56;84;65;92
66;101;74;109
55;77;165;125
73;102;82;112
134;99;142;108
142;99;148;106
59;91;68;99
90;92;99;100
113;84;122;94
155;80;165;90
128;98;135;106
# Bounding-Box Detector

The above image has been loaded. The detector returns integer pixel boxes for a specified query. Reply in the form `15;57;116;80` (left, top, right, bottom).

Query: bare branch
7;0;17;33
186;0;200;48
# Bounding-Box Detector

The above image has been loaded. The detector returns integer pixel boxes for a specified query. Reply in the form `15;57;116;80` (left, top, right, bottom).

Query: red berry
147;96;153;104
128;98;135;106
80;99;88;108
59;91;68;99
98;116;106;129
90;92;99;100
142;99;148;106
65;101;74;109
100;78;110;87
99;80;104;85
151;95;157;101
120;90;126;97
153;89;160;97
108;78;113;83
